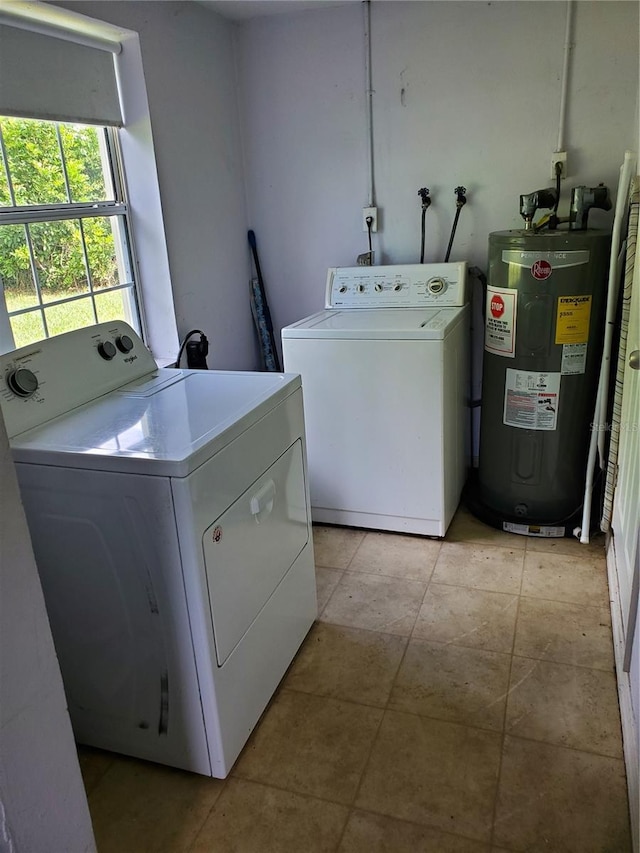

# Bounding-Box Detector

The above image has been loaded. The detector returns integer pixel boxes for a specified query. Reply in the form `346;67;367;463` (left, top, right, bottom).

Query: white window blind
0;23;122;126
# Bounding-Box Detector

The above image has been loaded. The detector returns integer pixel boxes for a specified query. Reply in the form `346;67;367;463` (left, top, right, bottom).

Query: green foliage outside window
0;117;118;294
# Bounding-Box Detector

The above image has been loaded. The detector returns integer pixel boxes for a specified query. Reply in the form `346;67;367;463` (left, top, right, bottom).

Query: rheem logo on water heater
490;294;505;318
531;259;552;280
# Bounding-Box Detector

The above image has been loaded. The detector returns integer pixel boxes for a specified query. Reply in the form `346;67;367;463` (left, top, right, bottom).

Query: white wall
236;1;638;341
0;411;95;853
61;0;259;370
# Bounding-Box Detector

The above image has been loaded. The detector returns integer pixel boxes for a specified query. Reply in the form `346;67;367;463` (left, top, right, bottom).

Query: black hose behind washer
444;186;467;262
418;187;431;263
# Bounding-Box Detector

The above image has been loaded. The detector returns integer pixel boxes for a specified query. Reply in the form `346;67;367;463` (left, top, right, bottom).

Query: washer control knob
338;285;348;294
116;334;134;354
428;277;446;295
393;283;402;292
7;367;38;398
374;283;383;292
97;340;117;361
356;284;366;293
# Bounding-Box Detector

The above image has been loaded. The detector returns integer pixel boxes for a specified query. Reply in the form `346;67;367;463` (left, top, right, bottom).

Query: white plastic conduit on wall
555;0;574;154
363;0;374;209
579;149;636;544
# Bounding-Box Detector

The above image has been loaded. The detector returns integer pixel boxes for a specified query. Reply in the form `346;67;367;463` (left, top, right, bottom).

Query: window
0;116;141;350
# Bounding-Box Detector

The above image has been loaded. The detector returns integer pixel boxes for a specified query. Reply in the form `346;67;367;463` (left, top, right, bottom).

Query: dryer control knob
98;340;117;361
393;283;402;292
356;284;366;293
374;284;383;292
7;367;38;398
338;285;348;294
116;334;134;353
428;277;446;295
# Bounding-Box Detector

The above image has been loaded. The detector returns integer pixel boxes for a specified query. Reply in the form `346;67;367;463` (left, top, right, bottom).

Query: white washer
282;263;469;537
0;322;316;778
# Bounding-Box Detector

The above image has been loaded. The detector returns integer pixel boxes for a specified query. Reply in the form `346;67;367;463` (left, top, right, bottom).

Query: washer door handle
250;479;276;522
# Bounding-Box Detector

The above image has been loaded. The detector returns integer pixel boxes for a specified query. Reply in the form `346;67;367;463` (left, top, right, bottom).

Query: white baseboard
607;536;639;853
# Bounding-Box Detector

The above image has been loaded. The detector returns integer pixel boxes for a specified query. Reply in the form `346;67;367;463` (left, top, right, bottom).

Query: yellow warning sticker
555;295;592;344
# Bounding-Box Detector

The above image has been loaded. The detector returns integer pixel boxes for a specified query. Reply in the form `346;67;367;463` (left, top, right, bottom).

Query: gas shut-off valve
519;188;557;230
569;185;612;230
519;183;612;232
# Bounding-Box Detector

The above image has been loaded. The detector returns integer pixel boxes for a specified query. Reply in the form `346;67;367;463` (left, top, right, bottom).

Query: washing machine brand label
485;286;516;357
503;369;561;431
212;526;223;543
555;295;592;344
531;259;552;280
501;250;590;269
561;342;588;375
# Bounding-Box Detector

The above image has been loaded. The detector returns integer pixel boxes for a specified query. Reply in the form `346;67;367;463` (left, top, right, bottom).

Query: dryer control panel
326;262;467;309
0;321;157;438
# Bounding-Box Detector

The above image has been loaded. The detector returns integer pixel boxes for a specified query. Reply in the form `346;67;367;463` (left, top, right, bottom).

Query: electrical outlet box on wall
551;151;567;180
362;207;378;232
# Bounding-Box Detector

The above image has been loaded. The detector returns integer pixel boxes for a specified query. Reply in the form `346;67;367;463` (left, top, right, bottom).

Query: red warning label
485;286;517;357
490;294;505;318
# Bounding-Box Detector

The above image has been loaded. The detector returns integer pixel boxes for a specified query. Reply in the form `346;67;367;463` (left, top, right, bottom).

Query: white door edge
607;535;640;853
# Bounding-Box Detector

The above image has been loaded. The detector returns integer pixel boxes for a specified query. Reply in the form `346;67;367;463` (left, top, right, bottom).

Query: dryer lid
9;370;301;476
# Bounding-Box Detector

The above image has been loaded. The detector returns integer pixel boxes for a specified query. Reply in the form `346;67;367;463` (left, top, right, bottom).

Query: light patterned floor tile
389;638;511;731
233;690;382;805
313;524;366;569
525;532;606;558
320;571;427;636
493;735;631;852
347;531;441;581
315;566;344;613
521;550;609;606
356;710;501;842
413;583;518;653
190;778;349;852
446;506;526;550
432;542;524;594
514;596;614;670
337;810;491;852
284;622;406;707
505;656;623;757
86;754;224;853
77;745;114;796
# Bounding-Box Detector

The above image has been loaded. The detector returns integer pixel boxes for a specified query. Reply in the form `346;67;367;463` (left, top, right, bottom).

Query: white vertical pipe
556;1;573;152
579;150;635;543
597;240;628;465
363;0;374;207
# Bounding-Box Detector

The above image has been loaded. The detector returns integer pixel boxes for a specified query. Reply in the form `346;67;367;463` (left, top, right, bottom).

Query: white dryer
282;263;469;537
0;322;316;778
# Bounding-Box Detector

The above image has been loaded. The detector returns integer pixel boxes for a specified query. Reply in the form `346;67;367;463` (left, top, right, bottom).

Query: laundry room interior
0;0;639;851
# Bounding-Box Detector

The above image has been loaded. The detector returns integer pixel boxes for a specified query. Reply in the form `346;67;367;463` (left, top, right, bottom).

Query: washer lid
10;370;301;477
281;306;467;339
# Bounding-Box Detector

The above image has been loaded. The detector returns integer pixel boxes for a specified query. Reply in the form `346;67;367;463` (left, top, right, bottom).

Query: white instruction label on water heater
503;522;566;538
503;369;561;431
485;286;517;357
561;342;588;375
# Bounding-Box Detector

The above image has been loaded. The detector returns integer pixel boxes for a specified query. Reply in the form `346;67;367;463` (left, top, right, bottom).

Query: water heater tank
476;229;611;536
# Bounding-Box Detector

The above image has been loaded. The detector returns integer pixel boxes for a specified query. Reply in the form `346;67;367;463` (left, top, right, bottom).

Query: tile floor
79;507;632;852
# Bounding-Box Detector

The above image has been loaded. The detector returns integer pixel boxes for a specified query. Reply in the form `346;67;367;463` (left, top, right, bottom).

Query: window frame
0;120;143;350
0;9;179;364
